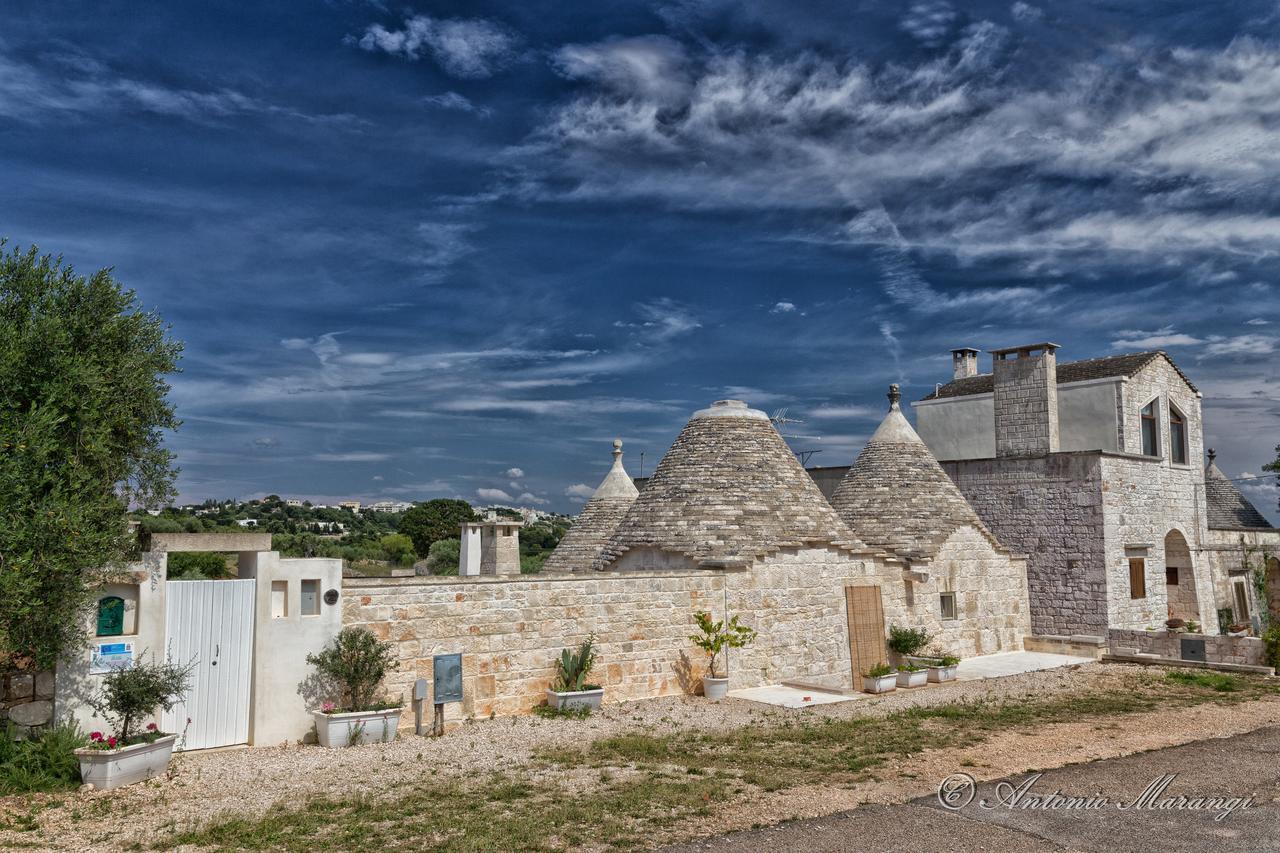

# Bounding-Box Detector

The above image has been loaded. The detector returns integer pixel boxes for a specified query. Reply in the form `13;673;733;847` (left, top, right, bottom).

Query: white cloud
354;14;520;78
516;492;549;505
416;221;479;282
808;405;883;420
553;36;691;104
1246;318;1270;325
614;298;701;341
900;1;959;48
505;467;525;479
313;452;391;462
1203;334;1276;357
565;483;595;498
1010;2;1043;23
1110;327;1204;349
770;301;796;314
476;487;513;501
423;91;490;116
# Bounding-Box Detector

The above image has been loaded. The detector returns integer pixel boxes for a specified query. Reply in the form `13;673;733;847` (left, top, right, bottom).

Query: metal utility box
1180;637;1207;663
432;653;463;703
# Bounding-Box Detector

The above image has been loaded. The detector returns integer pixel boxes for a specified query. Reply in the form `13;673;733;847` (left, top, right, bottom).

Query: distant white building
235;519;258;527
338;501;361;512
369;500;413;514
286;499;303;507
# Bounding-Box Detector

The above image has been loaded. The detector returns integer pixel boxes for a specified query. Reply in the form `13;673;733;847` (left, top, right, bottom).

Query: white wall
915;395;995;461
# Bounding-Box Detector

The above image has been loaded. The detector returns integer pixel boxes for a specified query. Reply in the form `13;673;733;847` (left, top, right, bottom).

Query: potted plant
689;611;758;700
308;627;402;747
926;654;961;683
1165;618;1186;633
1186;620;1201;634
75;656;193;790
861;663;897;694
887;624;933;666
895;662;927;688
1227;623;1251;638
546;634;604;711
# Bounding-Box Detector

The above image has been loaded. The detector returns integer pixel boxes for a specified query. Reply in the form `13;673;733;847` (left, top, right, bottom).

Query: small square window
271;580;288;619
940;592;957;620
1129;558;1147;599
300;579;320;616
1165;566;1179;586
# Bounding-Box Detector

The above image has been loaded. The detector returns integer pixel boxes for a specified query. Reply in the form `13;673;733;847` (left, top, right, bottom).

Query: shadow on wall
673;650;698;696
296;670;340;713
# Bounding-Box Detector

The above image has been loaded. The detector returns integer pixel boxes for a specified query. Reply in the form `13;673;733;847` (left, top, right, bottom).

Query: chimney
951;347;980;380
991;343;1060;457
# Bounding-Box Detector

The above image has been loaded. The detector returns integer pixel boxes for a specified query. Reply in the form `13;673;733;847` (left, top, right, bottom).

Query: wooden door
845;585;887;681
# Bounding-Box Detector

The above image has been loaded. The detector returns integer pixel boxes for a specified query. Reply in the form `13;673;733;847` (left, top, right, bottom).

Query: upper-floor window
1169;405;1188;464
1140;400;1160;457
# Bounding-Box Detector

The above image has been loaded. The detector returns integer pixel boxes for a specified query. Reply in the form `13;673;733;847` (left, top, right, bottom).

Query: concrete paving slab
727;684;863;708
956;651;1095;681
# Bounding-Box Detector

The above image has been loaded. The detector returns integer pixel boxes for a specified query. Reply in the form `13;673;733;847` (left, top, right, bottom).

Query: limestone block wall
2;671;56;733
341;571;725;726
943;453;1108;635
1202;529;1280;625
1098;455;1208;630
1118;358;1203;460
993;350;1059;457
1107;628;1266;668
926;526;1030;658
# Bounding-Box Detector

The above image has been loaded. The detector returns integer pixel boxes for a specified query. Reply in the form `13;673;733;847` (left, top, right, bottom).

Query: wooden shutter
845;585;887;681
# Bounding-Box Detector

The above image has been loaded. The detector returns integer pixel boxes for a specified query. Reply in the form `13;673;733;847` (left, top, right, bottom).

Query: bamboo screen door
844;585;887;682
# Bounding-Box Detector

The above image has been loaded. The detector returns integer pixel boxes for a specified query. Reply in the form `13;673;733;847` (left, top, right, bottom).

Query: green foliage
378;533;415;567
1217;607;1234;635
533;703;591;720
1165;670;1240;692
90;656;194;741
935;655;961;667
1262;625;1280;671
689;612;757;679
863;663;894;678
520;552;546;574
166;551;232;580
1265;444;1279;512
424;537;460;576
0;723;87;794
399;499;476;558
0;244;182;672
887;624;932;657
553;635;598;693
306;628;398;712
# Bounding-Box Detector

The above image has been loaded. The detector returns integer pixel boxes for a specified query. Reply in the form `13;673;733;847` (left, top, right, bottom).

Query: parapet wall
1108;628;1267;668
342;571;726;726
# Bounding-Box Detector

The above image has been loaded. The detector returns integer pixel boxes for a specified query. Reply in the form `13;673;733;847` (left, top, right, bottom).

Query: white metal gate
162;579;255;750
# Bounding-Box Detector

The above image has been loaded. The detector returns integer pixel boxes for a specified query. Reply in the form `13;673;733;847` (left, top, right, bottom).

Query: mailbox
433;653;463;703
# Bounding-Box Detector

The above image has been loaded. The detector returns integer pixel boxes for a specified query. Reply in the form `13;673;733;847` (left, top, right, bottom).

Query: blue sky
3;0;1278;520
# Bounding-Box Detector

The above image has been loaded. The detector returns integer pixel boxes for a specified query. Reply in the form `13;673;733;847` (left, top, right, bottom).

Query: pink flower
146;723;157;731
321;701;336;713
89;731;103;742
107;736;117;748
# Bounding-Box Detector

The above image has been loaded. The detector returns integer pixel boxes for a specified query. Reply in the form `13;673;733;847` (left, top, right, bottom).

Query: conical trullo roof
830;385;996;561
543;440;640;572
599;400;868;568
1205;450;1276;530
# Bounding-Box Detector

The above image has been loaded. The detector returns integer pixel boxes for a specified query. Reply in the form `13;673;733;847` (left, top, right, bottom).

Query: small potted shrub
689;611;757;700
887;624;933;666
75;656;193;790
926;654;960;683
1186;620;1201;634
308;627;402;747
861;663;897;694
1165;618;1186;633
895;662;927;689
546;634;604;711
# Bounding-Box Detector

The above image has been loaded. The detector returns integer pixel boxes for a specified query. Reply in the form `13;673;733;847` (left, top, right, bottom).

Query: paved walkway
663;725;1280;852
729;651;1095;708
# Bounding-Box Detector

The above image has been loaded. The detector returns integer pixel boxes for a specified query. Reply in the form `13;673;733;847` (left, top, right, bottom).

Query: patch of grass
0;723;87;795
1164;670;1241;692
533;703;592;720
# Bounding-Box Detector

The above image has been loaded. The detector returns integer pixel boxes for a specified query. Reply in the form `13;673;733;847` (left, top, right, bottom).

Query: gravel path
3;662;1276;851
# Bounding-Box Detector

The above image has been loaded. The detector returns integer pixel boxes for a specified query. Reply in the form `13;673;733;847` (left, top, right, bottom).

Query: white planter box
546;687;604;711
312;708;402;748
702;677;730;700
896;669;928;688
861;674;897;694
75;734;177;790
927;665;958;683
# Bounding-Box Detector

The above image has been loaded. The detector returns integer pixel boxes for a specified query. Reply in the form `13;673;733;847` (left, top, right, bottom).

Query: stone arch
1266;556;1280;625
1163;529;1199;623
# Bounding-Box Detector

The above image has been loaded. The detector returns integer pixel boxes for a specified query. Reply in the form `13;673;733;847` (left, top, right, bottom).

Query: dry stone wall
2;671;55;733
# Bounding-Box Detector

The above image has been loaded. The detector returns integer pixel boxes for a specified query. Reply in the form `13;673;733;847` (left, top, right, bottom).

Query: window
1129;558;1147;599
940;592;957;620
1140;400;1160;457
96;596;125;636
300;579;320;616
1169;406;1188;464
1165;566;1179;586
271;580;288;619
1232;580;1251;624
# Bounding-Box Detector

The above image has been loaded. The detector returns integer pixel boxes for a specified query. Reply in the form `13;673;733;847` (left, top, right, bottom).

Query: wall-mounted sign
323;588;339;606
432;653;463;703
91;640;136;674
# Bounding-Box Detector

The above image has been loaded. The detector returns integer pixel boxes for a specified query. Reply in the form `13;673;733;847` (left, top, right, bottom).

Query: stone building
540;440;638;573
830;386;1030;657
1202;450;1280;629
908;343;1277;636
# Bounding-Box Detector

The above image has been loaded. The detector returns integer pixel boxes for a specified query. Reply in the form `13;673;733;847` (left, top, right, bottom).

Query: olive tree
0;244;182;673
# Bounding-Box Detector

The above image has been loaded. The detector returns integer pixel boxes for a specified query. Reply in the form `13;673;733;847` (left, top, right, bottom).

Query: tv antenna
770;408;822;467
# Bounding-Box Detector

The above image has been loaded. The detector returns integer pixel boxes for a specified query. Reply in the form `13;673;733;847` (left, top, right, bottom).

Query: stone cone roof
830;385;998;561
1205;452;1276;531
543;440;639;572
599;400;869;568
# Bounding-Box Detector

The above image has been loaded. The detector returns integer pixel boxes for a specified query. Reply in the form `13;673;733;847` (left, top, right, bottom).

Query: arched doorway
1163;530;1199;623
1267;557;1280;625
